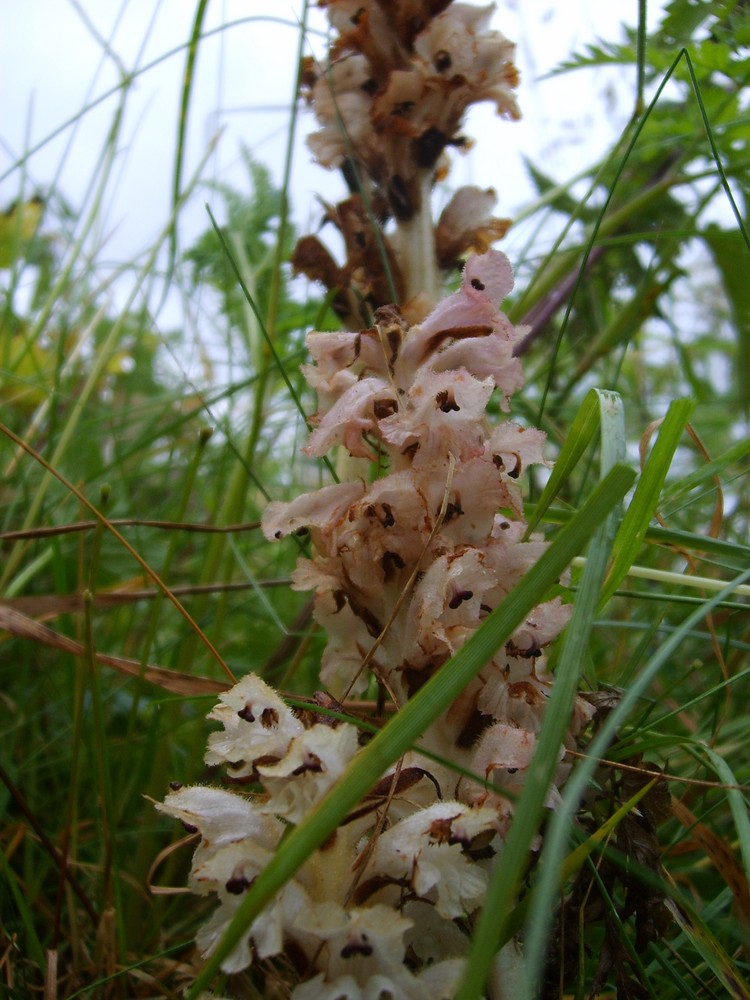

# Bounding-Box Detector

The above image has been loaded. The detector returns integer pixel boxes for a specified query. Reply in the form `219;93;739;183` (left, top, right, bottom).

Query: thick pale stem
396;171;439;303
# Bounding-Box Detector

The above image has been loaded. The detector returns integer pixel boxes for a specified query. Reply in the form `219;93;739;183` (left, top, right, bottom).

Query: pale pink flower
263;481;365;544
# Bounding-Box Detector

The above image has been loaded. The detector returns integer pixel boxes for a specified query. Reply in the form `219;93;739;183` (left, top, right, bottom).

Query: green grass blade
500;778;659;945
699;748;750;894
636;0;648;117
0;842;46;971
524;387;600;536
205;206;311;437
665;890;750;999
185;463;636;997
681;49;750;252
525;387;624;538
163;0;209;296
661;433;750;514
701;230;750;410
1;134;220;592
529;507;750;564
601;397;696;605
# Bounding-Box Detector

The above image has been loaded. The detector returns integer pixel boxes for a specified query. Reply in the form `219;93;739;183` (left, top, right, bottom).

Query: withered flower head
295;1;521;315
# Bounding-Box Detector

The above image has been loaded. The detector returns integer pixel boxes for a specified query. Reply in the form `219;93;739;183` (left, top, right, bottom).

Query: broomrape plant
6;0;750;996
159;3;599;996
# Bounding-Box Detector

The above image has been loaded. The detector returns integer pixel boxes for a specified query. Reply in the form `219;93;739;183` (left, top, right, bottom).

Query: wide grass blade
601;397;695;604
526;389;625;538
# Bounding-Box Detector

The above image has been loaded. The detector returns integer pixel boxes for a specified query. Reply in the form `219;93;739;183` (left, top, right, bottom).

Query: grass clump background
2;1;750;997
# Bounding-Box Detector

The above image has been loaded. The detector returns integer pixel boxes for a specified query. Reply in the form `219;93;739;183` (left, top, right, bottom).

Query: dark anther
360;77;378;96
360;606;383;637
238;703;255;722
434;49;452;72
341;937;373;959
292;752;323;776
380;502;396;527
260;707;279;728
444;500;464;521
470;277;486;291
448;589;474;609
225;873;250;895
374;397;398;419
274;530;282;539
391;100;415;118
435;388;460;413
386;327;401;363
414;126;448;169
428;816;453;843
351;6;365;24
381;550;405;580
169;780;182;791
294;526;309;537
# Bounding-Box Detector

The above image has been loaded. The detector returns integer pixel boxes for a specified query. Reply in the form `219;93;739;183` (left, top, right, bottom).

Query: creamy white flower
164;242;592;993
291;903;426;999
157;785;281;860
259;723;360;825
304;376;397;459
362;801;501;917
380;367;494;463
196;878;310;972
406;546;496;659
204;673;304;778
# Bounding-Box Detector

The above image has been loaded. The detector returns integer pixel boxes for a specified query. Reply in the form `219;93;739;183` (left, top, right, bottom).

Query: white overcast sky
1;1;666;277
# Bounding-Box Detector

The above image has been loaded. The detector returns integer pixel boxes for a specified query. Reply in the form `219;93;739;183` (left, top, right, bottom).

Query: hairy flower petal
157;785;279;856
364;801;500;917
262;481;365;542
380;368;493;462
259;723;360;824
304;377;397;458
204;674;304;777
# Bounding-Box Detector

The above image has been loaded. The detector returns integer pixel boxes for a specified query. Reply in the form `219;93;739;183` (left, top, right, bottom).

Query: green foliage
184;149;304;342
